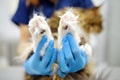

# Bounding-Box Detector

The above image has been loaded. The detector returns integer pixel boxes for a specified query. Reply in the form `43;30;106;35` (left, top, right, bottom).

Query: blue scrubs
56;0;94;10
12;0;94;25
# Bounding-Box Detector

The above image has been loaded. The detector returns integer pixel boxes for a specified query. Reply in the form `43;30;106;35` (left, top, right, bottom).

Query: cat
24;6;102;80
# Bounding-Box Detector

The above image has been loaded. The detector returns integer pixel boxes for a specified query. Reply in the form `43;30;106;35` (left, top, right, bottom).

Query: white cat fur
29;14;53;56
58;11;92;57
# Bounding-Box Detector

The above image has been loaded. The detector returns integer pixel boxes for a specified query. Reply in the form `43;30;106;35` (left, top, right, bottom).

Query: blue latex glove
24;36;57;76
58;34;88;78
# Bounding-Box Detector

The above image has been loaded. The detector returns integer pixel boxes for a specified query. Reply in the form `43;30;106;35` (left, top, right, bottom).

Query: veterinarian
12;0;103;78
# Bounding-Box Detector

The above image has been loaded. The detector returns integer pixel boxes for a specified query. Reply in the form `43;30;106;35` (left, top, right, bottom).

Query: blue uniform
12;0;95;25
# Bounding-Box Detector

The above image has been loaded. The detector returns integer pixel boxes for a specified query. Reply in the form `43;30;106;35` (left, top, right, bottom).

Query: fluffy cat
24;6;102;80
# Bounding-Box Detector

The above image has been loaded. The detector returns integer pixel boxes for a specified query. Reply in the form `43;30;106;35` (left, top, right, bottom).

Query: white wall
106;0;120;66
0;0;20;41
0;0;20;66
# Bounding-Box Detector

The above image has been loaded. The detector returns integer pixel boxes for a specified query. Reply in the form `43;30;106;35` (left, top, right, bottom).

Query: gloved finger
62;36;75;67
67;34;87;70
27;53;40;66
80;50;88;64
46;53;57;76
48;49;58;76
45;49;57;74
26;55;43;74
75;48;85;63
24;61;34;75
34;36;47;57
47;48;57;68
79;51;88;67
58;69;67;78
42;49;57;75
41;40;54;66
67;34;80;58
58;49;69;73
75;51;87;70
24;61;40;75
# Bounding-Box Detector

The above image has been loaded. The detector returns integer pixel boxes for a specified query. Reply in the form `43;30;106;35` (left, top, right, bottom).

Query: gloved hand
58;34;88;78
24;36;57;76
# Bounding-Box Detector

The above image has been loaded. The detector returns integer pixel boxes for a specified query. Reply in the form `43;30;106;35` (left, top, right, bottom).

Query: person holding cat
12;0;103;79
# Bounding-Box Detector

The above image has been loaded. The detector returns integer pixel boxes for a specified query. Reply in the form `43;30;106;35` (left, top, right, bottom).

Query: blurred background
0;0;120;80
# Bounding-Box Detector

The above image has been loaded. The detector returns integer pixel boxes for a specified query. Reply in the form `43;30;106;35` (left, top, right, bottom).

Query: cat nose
40;29;46;34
